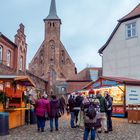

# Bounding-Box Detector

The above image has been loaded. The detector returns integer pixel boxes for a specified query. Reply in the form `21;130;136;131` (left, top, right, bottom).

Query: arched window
0;45;3;62
7;50;11;66
61;50;65;64
50;45;55;64
19;56;23;70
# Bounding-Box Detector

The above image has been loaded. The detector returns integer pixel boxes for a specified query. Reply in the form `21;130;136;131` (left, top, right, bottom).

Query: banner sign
126;85;140;105
92;79;122;88
112;106;125;114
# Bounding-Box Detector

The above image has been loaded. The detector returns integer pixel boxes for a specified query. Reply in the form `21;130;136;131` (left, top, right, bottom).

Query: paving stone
0;114;140;140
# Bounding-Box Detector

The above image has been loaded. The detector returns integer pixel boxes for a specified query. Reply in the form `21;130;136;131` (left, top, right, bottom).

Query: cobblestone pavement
0;114;140;140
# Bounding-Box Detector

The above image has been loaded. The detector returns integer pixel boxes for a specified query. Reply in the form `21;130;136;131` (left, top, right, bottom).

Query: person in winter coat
49;95;61;132
82;92;101;140
35;93;50;132
105;91;113;131
96;91;108;133
59;95;66;115
68;94;76;128
73;93;83;127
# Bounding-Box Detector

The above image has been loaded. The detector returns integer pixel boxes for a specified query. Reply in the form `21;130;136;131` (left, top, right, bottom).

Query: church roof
44;0;60;21
119;3;140;22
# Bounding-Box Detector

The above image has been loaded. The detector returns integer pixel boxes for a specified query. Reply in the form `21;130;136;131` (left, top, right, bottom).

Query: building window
49;45;55;64
61;50;65;64
19;56;23;70
53;23;55;27
0;45;2;63
7;50;11;66
126;22;136;38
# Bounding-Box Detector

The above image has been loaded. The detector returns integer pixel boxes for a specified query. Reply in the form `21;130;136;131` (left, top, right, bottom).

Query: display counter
5;108;30;129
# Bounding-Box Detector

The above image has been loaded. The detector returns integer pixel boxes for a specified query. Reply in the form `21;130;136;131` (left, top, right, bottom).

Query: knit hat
88;89;95;94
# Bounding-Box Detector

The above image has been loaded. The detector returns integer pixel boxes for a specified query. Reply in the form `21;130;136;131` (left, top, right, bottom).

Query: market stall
0;75;35;128
83;76;140;117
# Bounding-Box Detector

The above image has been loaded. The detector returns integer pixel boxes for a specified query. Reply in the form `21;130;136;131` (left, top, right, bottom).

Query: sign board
92;79;122;88
126;85;140;105
112;106;125;114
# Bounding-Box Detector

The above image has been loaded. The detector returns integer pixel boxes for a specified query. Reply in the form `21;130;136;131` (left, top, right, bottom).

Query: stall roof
83;76;140;89
0;75;36;87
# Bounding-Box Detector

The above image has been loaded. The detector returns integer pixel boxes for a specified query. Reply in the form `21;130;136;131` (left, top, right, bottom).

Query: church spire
44;0;60;21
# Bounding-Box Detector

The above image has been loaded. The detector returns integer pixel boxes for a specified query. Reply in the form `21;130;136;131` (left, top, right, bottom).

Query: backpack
86;103;96;119
68;96;75;106
84;100;101;129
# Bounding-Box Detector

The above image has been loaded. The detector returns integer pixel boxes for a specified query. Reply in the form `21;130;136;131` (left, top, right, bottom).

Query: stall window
0;84;3;91
7;50;11;66
19;56;23;70
126;22;137;38
0;45;2;62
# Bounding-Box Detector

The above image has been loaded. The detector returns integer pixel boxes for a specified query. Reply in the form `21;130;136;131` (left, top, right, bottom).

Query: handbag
45;112;49;120
56;111;61;118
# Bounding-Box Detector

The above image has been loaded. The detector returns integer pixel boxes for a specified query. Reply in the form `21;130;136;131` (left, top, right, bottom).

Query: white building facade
99;4;140;80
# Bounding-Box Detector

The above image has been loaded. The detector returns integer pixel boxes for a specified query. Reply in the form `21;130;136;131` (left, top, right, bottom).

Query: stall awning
0;75;35;87
83;76;140;89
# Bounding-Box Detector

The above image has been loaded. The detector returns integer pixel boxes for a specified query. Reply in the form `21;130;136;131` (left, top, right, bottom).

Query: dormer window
126;22;136;38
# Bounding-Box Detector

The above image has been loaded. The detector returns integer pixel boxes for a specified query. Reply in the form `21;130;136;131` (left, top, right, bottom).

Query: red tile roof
83;76;140;89
99;3;140;54
101;76;140;84
119;4;140;22
0;32;17;48
67;81;90;93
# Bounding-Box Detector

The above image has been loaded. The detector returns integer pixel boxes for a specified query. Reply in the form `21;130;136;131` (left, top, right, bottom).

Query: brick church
29;0;77;94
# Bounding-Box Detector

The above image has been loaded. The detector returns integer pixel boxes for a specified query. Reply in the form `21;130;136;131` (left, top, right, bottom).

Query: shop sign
92;81;101;88
92;79;120;88
112;106;125;114
126;86;140;105
102;80;118;86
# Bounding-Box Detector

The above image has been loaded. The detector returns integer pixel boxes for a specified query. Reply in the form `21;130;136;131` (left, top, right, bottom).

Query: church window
49;45;55;64
19;56;23;70
0;45;3;62
50;22;51;27
61;50;65;64
49;69;56;84
40;50;44;64
66;58;71;65
53;23;55;27
7;50;11;67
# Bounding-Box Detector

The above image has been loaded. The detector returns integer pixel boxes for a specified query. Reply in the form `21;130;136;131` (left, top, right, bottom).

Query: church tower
29;0;76;94
44;0;61;41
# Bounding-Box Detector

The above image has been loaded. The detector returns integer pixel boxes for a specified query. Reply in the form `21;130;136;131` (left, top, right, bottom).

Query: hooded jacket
35;98;50;117
50;99;60;118
97;95;107;113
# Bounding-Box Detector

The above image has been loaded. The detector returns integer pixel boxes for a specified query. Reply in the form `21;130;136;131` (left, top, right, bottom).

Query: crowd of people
34;93;66;132
31;90;113;140
68;90;113;140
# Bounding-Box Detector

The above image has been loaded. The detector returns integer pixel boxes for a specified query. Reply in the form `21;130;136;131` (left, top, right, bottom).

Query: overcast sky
0;0;140;72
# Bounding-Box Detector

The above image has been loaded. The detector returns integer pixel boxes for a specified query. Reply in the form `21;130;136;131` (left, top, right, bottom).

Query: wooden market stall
0;75;35;129
83;76;140;118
